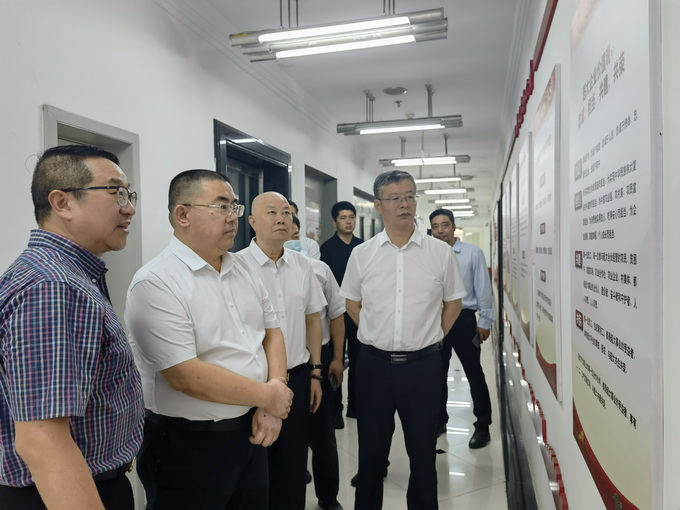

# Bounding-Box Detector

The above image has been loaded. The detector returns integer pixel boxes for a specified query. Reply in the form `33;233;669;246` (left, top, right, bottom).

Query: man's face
69;157;136;256
249;193;292;246
430;214;456;246
374;179;417;228
291;223;300;240
334;209;356;235
185;179;239;256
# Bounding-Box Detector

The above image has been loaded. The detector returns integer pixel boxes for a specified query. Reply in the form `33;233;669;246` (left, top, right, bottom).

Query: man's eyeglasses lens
116;187;138;207
382;195;418;204
184;203;245;217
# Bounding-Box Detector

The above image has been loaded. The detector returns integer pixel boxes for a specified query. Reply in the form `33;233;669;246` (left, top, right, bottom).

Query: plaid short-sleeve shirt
0;230;143;487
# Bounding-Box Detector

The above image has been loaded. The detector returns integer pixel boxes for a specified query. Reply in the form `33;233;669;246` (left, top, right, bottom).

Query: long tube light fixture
442;205;472;210
415;177;461;184
423;188;467;195
230;9;447;62
434;198;470;204
338;115;461;135
380;154;470;167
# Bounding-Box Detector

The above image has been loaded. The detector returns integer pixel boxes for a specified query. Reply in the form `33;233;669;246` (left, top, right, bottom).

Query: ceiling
192;0;525;226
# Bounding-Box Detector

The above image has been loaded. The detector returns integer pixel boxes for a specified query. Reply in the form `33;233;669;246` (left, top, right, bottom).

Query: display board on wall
509;164;519;315
518;135;533;344
570;0;660;508
533;65;562;400
503;180;511;296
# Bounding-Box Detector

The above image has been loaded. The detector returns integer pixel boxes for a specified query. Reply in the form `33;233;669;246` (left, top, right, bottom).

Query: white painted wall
496;0;678;508
0;0;374;272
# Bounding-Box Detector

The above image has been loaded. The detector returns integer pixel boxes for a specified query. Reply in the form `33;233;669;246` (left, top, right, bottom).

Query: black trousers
269;363;311;510
344;313;361;416
439;309;492;430
137;414;268;509
0;474;134;509
354;346;442;510
310;343;340;503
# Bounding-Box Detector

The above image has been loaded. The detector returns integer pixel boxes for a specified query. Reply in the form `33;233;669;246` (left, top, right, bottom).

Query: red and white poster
533;65;561;400
570;0;661;507
518;135;533;344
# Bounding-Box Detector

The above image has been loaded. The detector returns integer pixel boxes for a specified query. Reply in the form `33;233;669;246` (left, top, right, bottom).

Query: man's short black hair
288;200;299;215
32;145;119;225
291;214;301;229
373;170;415;199
429;208;455;224
168;170;229;226
331;201;356;220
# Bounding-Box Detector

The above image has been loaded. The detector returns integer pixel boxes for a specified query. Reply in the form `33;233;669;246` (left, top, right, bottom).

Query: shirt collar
452;238;462;253
29;229;107;278
169;236;234;274
247;237;288;267
377;228;423;248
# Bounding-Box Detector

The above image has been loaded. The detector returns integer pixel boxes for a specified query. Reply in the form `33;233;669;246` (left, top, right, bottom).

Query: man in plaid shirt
0;145;144;509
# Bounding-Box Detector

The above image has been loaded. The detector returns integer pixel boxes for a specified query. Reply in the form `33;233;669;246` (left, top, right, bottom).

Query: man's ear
248;215;256;230
174;204;191;227
47;190;74;221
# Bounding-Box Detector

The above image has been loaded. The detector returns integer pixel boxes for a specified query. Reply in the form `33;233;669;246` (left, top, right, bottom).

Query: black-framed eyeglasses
59;186;137;207
377;194;419;204
183;203;245;217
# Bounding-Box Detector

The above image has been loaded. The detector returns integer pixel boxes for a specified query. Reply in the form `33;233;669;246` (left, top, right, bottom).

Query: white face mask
284;240;308;257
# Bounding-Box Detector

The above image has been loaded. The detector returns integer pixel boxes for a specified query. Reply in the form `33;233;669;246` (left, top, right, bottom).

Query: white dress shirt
340;229;466;352
125;236;278;421
308;258;346;346
300;237;321;260
239;239;326;368
452;239;494;330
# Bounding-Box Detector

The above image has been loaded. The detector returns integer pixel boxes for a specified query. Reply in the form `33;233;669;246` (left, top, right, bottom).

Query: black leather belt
287;362;308;377
92;460;134;482
145;409;252;433
365;342;442;364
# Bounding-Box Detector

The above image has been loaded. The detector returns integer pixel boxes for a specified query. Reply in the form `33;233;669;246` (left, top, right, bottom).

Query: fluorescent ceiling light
338;115;462;136
381;154;470;167
230;9;447;62
454;212;475;217
278;36;415;59
423;188;467;194
415;177;461;183
434;198;470;204
395;156;456;166
259;17;411;42
361;123;443;135
442;205;472;210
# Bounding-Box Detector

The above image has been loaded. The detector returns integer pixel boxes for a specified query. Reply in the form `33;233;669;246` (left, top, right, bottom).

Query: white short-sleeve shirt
125;236;278;420
308;258;346;346
340;229;466;351
239;239;326;368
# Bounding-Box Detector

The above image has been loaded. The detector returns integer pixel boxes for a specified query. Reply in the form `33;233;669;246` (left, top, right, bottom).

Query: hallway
306;342;506;509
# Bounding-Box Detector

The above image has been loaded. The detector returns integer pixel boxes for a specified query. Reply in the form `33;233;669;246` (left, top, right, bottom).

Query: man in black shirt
320;202;363;426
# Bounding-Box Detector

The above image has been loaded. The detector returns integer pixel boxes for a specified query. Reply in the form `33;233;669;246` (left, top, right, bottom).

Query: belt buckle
390;353;408;364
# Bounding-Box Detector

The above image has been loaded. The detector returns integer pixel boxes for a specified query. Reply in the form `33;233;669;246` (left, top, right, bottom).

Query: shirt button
91;278;97;283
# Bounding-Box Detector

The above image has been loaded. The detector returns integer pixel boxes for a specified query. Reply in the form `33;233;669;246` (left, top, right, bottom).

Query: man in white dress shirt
126;170;292;509
430;209;494;449
239;191;325;510
340;171;466;510
288;215;345;510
